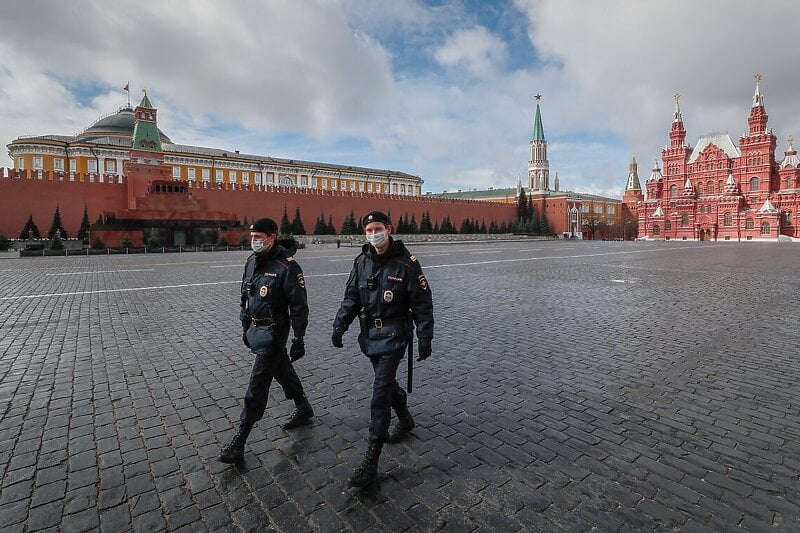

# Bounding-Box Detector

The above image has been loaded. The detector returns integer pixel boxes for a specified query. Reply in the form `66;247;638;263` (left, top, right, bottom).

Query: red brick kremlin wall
0;169;516;238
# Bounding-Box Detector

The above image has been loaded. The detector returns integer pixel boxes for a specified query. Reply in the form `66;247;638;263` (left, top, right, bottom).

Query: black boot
348;442;383;487
282;395;314;429
388;405;415;443
218;421;253;463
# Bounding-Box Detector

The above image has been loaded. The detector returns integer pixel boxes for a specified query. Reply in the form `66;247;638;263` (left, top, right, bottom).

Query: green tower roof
132;92;162;152
531;103;545;141
138;92;153;109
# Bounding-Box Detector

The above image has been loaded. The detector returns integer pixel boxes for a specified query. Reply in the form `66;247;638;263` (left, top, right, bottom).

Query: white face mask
251;239;265;253
366;231;387;248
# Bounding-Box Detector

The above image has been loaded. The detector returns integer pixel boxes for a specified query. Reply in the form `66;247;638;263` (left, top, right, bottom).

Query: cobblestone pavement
1;240;799;532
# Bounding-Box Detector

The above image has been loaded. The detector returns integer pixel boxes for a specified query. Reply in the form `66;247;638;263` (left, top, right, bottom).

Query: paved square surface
1;240;799;531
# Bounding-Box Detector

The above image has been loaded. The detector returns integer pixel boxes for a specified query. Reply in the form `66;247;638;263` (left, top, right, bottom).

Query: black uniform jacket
333;238;434;357
240;240;308;354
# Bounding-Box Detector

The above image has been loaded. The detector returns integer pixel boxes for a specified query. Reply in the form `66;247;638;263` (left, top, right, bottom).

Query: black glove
417;338;432;361
242;331;250;348
331;328;344;348
289;338;305;362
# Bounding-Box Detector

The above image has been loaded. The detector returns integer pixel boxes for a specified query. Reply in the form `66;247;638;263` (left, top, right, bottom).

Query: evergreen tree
529;212;541;233
313;214;327;235
409;214;419;234
326;216;336;235
527;196;534;222
291;207;306;235
356;217;364;234
340;210;357;235
489;221;498;234
499;221;508;233
433;220;440;234
77;207;91;241
440;216;454;234
517;188;529;220
540;213;551;234
48;205;68;239
95;214;104;225
50;234;64;250
19;215;41;239
480;220;487;234
419;211;433;233
280;206;292;235
243;215;249;227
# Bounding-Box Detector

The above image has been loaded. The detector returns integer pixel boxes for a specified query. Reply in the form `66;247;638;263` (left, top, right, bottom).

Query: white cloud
433;26;508;78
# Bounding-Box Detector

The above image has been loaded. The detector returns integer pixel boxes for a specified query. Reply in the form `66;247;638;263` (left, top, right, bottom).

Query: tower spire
528;94;549;192
625;155;641;191
669;93;686;148
747;74;768;136
752;73;764;108
531;94;545;141
673;93;682;123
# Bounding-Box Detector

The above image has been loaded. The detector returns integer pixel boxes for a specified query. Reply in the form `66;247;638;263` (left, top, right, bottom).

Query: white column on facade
98;157;105;182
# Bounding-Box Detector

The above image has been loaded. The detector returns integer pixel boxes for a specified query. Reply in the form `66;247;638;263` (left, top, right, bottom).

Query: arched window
653;224;661;235
280;176;295;186
681;213;689;227
760;222;770;235
745;218;754;229
718;180;724;192
706;181;714;194
749;177;759;192
670;185;678;197
723;212;732;226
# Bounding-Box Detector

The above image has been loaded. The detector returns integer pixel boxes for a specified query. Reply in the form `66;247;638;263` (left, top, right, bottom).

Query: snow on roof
687;132;740;164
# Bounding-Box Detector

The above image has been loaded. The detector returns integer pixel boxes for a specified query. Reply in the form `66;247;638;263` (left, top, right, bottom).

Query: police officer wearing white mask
332;211;434;487
219;217;314;463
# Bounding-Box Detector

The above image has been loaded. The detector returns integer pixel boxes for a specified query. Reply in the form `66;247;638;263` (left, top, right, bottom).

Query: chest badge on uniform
259;285;269;297
383;290;394;303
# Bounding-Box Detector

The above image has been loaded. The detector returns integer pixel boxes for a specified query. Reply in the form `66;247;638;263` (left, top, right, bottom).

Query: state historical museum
636;77;800;241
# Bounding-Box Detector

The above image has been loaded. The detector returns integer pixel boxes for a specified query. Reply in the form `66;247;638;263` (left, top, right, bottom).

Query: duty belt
370;317;407;329
251;317;274;326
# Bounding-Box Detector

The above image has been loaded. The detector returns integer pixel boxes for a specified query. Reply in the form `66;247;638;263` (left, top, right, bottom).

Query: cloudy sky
2;0;800;198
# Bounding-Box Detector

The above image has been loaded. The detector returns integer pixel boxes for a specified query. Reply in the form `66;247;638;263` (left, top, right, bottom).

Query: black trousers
240;346;305;424
369;352;408;443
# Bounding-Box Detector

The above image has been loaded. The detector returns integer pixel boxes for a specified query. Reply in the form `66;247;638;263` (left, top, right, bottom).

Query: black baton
407;316;414;393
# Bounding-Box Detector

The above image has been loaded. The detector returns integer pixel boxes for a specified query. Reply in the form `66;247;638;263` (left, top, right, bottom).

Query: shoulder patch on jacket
410;255;417;262
418;274;429;291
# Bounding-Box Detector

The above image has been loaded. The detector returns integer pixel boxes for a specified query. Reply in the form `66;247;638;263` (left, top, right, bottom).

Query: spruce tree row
18;205;88;240
513;188;552;234
17;204;530;243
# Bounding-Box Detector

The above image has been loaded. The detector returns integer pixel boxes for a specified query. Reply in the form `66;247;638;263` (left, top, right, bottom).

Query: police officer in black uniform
332;211;434;486
219;217;314;463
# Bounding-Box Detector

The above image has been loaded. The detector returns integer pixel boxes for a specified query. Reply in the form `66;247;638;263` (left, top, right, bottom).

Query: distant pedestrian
219;217;314;463
331;211;434;486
